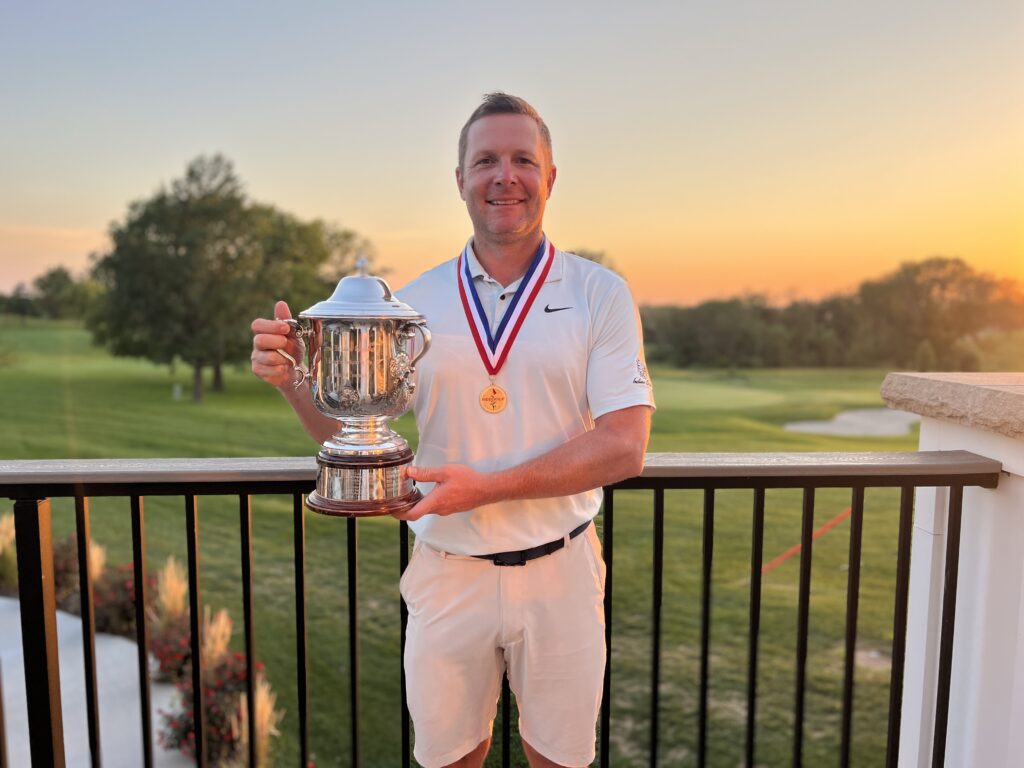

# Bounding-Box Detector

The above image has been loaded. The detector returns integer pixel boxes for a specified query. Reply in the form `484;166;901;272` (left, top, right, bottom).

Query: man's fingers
252;332;290;351
252;362;291;380
392;505;424;522
251;318;292;335
405;465;444;483
393;493;436;521
274;300;293;321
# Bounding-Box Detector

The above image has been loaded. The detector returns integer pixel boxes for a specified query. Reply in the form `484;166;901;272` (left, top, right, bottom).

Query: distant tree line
641;257;1024;371
1;155;374;400
5;166;1021;387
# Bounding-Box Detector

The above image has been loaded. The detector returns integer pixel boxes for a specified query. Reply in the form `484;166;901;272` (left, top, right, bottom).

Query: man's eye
476;158;495;166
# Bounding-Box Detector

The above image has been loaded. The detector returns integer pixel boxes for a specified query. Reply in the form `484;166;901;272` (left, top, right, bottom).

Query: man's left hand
392;464;492;521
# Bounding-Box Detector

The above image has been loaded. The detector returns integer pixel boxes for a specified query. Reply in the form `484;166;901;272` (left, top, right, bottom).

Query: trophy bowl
280;264;430;516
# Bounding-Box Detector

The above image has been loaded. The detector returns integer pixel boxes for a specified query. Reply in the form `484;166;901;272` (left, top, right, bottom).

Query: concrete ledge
881;373;1024;440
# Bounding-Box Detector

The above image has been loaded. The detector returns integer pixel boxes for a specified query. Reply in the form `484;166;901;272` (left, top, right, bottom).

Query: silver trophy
278;261;431;516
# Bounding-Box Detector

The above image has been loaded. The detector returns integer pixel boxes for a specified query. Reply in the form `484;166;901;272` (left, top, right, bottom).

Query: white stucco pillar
882;373;1024;768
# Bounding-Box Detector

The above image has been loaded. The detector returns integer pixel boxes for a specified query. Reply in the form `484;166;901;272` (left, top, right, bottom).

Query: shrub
49;535;107;610
51;535;80;604
160;652;269;765
93;562;155;637
159;605;283;767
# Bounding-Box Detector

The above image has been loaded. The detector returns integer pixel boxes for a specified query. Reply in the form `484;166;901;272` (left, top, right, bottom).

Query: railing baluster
501;675;511;768
399;521;410;768
74;494;101;767
841;487;866;768
238;495;256;768
13;496;65;768
932;485;964;768
793;487;816;768
650;489;665;768
886;485;915;767
600;488;615;768
698;489;714;767
293;494;309;768
347;517;360;768
184;495;206;767
746;488;766;768
130;495;153;768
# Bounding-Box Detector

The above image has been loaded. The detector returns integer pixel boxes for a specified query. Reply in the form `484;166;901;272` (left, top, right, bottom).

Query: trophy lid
300;258;423;320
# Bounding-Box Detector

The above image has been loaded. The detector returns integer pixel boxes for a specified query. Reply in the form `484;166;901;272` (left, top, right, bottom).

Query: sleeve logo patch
633;358;652;387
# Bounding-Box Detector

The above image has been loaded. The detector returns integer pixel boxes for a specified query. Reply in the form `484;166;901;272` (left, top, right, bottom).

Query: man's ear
546;165;557;198
456;166;465;200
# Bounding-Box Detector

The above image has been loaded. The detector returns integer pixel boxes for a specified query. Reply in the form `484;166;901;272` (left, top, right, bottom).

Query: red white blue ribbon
457;238;555;376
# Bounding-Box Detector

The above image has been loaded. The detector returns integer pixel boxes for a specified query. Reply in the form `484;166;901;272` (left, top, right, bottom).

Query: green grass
1;317;925;767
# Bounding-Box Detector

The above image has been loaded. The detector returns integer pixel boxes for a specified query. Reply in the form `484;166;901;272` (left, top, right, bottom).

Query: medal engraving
479;384;508;413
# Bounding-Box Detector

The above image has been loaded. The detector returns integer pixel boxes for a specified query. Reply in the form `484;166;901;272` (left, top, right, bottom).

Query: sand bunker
785;408;919;437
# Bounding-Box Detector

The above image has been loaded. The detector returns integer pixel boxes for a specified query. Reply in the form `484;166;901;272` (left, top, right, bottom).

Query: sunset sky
1;1;1021;305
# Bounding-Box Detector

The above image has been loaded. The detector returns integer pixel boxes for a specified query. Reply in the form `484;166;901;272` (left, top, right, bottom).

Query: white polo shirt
396;240;654;556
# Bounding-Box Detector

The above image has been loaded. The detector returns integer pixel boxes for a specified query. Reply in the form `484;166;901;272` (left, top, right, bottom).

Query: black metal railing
0;451;1002;767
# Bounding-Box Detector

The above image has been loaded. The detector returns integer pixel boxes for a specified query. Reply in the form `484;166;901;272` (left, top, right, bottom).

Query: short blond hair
458;92;553;170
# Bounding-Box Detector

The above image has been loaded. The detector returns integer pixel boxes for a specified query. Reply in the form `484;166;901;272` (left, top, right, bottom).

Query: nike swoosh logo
544;305;572;313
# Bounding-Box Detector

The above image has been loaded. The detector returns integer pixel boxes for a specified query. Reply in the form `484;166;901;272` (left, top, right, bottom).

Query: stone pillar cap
881;372;1024;440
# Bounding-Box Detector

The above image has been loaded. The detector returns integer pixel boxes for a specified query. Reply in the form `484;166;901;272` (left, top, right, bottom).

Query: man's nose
495;158;517;184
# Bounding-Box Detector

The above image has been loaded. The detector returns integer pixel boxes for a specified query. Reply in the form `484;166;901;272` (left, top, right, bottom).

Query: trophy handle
405;322;431;369
277;318;311;388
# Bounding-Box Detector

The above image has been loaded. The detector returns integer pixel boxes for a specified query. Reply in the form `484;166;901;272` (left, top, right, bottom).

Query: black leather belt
473;520;592;566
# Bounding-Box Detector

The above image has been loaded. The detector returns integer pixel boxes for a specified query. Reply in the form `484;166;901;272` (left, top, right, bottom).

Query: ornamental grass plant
0;513;15;594
152;555;187;626
227;675;285;768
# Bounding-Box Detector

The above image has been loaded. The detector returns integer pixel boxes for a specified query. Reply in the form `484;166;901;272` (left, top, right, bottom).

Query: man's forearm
398;405;651;520
279;383;337;445
487;413;647;504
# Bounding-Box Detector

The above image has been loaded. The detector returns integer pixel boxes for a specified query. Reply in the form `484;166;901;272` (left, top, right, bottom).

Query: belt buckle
492;550;526;566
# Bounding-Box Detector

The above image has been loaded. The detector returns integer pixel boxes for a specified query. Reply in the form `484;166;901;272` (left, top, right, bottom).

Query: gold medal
458;240;554;417
479;383;508;414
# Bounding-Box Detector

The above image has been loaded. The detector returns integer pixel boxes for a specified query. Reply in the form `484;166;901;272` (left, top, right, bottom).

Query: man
251;93;654;768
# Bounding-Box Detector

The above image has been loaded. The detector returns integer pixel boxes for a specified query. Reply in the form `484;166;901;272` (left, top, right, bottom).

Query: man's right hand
250;300;302;389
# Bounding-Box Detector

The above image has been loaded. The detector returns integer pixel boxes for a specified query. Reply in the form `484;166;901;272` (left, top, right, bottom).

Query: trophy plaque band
305;446;422;517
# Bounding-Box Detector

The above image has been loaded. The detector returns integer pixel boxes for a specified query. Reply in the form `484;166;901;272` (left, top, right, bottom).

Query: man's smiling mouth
488;199;523;206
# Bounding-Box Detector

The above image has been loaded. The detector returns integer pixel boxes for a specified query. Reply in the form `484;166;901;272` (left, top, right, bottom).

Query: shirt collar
463;237;563;286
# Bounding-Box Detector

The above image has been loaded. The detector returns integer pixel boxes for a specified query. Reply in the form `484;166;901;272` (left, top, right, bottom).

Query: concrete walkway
0;597;191;767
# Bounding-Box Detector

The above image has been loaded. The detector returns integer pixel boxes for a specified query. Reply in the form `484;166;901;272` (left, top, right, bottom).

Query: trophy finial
355;255;369;276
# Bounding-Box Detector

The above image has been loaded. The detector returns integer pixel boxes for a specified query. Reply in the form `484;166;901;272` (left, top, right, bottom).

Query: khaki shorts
400;523;607;768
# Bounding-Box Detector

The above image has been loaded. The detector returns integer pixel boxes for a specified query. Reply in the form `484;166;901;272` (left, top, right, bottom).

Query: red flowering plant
150;612;192;682
92;562;155;637
159;651;266;764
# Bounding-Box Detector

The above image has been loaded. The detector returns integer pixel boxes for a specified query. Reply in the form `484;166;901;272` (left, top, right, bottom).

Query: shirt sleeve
586;276;656;420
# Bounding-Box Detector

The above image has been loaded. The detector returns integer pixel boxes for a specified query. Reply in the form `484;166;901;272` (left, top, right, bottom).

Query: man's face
456;114;556;246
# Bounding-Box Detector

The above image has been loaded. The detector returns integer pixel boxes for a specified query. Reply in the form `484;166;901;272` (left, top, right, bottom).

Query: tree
5;283;40;324
32;266;98;319
88;155;372;401
856;257;1017;368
